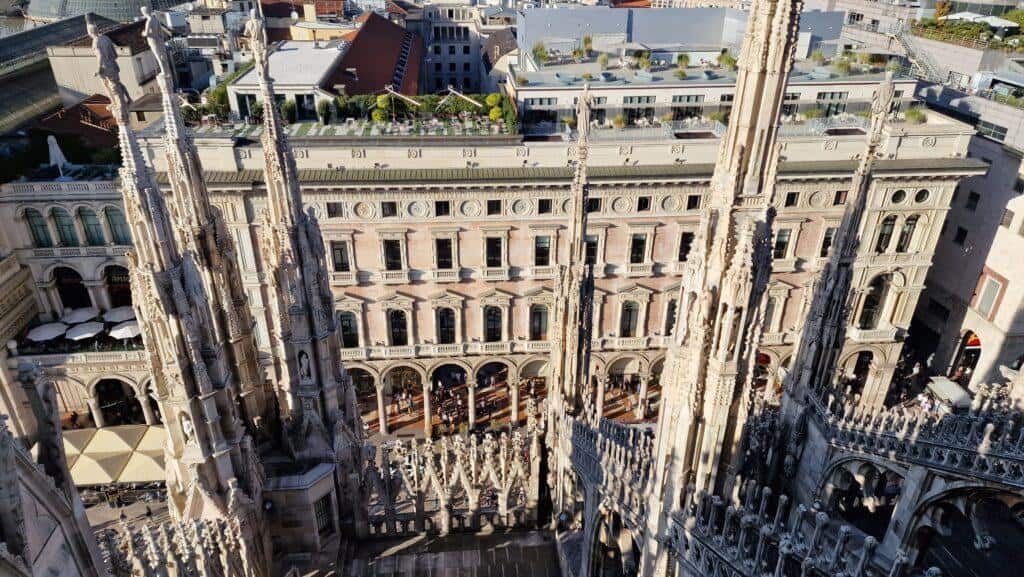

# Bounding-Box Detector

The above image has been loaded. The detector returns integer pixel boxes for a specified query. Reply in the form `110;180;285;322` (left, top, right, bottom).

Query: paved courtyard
345;531;561;577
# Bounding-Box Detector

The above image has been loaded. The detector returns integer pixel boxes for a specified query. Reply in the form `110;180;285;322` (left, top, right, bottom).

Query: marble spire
244;8;366;524
88;19;265;546
639;0;804;574
140;7;269;434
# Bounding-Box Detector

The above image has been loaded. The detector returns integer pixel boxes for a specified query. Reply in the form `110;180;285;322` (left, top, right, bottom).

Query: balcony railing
431;269;461;282
379;270;411;284
530;265;555;279
626;263;654;277
481;267;510;281
329;271;356;285
846;325;899;342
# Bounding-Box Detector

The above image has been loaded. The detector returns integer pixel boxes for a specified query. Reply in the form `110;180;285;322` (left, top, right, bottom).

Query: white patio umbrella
109;320;141;340
103;306;136;323
62;307;100;324
26;322;68;342
66;321;105;341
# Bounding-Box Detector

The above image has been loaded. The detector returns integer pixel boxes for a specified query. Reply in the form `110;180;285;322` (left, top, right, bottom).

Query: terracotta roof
65;20;149;55
386;0;417;16
322;12;422;96
35;94;117;149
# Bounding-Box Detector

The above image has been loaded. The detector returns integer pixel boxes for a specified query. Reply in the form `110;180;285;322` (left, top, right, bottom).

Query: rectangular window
434;62;441;72
976;277;1002;317
637;196;651;212
833;190;848;205
671;94;705;104
586;198;602;213
966;191;980;211
485;237;503;267
629;234;647;264
1014;178;1024;194
978;120;1007;142
381;201;398;218
1000;209;1014;228
538;199;552;214
784;191;800;207
327;202;344;218
435;200;450;216
720;94;734;103
314;494;333;536
435;238;453;269
331;241;350;272
487;199;502;215
448;62;456;72
773;229;792;259
584;236;598;265
463;45;470;54
686;195;701;210
928;298;951;321
954;227;968;245
534;236;552;266
463;62;470;71
383;240;403;270
820;227;837;257
448;45;455;55
678;232;694;262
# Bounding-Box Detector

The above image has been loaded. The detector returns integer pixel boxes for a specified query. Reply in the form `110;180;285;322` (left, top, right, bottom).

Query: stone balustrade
811;387;1024;489
664;481;942;577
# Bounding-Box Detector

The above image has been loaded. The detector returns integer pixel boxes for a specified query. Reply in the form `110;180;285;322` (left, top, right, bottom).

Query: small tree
612;114;627;129
280;100;297;124
802;107;824;119
856;52;873;66
485;92;502;108
709;110;729;124
582;35;593;54
181;104;201;124
317;99;332;124
532;42;549;64
660;112;675;123
371;108;387;123
597;53;609;70
489;106;503;121
637;54;652;70
582;73;593;81
572;48;586;62
934;0;952;22
516;75;530;85
718;51;737;70
834;58;853;75
904;107;927;124
676;53;690;68
885;59;902;73
674;69;688;80
810;49;826;64
335;94;349;118
250;101;264;121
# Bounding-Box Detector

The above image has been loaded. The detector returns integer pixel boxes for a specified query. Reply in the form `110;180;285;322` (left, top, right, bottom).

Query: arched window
338;311;359;348
53;267;91;310
25;209;52;247
388;309;408;346
436;307;456;344
104;265;132;308
858;275;891;330
664;299;678;336
875;215;896;253
79;208;106;246
105;207;131;245
895;215;918;253
530;304;549;341
620;301;640;338
52;208;79;247
484;306;503;342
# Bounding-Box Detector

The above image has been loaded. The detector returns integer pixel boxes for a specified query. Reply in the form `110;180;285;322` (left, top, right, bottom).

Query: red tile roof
322;12;422;96
35;95;117;149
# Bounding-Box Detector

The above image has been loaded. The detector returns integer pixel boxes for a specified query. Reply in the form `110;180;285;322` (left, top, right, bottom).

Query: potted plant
612;114;627;129
674;69;688;80
583;35;593;56
717;51;737;71
280;99;297;124
317;99;333;124
810;49;826;65
532;42;549;65
904;107;927;124
598;53;609;70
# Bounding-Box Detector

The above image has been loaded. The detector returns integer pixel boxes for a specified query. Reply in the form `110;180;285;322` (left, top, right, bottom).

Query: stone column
87;398;106;428
861;362;897;410
467;380;476;429
509;380;520;426
139;395;158;425
83;281;108;310
423;381;432;438
376;386;389;435
98;209;115;245
596;375;609;419
879;465;929;562
635;374;649;419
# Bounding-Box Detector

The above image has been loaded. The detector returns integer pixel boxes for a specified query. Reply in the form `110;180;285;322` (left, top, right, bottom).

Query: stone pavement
346;531;562;577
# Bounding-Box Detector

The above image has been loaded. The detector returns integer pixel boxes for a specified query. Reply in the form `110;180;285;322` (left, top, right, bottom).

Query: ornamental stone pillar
376;386;388;435
139;395;158;425
467;379;477;429
509;380;520;425
423;381;432;438
83;281;108;310
87;398;106;428
635;374;649;419
596;375;609;419
861;361;897;410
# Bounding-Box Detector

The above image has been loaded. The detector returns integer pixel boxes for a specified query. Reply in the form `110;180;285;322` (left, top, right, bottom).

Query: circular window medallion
353;202;374;219
891;189;907;204
914;189;930;203
662;196;680;211
512;199;531;216
562;198;572;213
460;200;481;217
408;201;427;218
613;197;631;214
921;136;937;148
809;191;827;208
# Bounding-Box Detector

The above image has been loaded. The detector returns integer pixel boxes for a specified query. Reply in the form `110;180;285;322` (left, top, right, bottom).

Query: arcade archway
94;378;145;427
